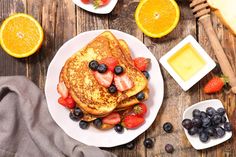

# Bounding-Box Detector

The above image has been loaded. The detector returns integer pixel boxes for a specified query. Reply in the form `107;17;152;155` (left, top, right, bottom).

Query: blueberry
199;132;209;142
198;127;204;134
188;127;198;135
182;119;193;130
165;144;174;153
221;116;227;123
223;122;232;131
142;71;150;79
69;112;80;121
93;118;102;128
108;84;117;94
163;122;173;133
217;108;226;116
89;60;99;71
192;117;203;128
202;117;211;128
125;141;135;150
143;138;154;148
215;126;225;137
69;108;84;121
211;114;222;125
74;107;84;119
79;120;89;129
97;64;107;73
114;66;124;75
205;127;216;136
114;124;124;133
136;92;145;101
206;107;217;117
200;111;207;119
193;109;201;118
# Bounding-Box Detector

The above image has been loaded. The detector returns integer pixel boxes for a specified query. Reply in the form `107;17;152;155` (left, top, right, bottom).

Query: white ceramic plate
72;0;118;14
183;99;232;150
45;29;164;147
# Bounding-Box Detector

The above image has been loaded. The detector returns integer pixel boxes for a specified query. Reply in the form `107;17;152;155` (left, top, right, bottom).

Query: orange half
0;13;44;58
135;0;180;38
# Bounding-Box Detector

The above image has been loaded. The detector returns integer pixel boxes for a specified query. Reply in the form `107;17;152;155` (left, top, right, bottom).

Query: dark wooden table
1;0;235;156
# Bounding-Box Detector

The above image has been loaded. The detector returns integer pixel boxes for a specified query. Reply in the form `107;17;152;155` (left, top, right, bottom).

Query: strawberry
93;0;109;8
81;0;90;4
58;96;75;109
204;76;228;94
57;82;68;98
100;57;118;72
133;103;147;116
94;70;114;87
122;115;145;129
114;74;134;92
133;57;150;71
102;112;121;125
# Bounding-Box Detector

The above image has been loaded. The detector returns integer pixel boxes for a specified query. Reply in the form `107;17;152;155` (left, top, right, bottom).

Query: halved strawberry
133;57;150;71
102;112;121;125
122;115;145;129
58;95;75;109
94;71;114;88
93;0;110;7
133;103;147;117
81;0;90;4
100;57;118;72
114;74;134;92
57;82;68;98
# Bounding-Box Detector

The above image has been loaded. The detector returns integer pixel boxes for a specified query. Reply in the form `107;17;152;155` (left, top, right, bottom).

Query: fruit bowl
182;99;232;150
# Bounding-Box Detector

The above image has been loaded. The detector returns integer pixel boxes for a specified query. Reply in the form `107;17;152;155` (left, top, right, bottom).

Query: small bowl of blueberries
182;99;232;150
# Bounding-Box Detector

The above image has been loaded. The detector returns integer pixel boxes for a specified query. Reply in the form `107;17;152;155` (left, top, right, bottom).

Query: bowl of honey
160;35;216;91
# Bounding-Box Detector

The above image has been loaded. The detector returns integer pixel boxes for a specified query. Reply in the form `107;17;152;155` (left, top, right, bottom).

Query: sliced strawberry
114;74;134;92
58;97;68;107
102;112;121;125
133;57;150;71
122;115;145;129
94;71;114;88
65;96;76;109
81;0;90;4
133;103;147;117
57;82;68;98
100;57;118;72
58;96;75;109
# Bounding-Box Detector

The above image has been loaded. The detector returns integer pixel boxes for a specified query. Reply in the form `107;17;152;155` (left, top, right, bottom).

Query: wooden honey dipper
190;0;236;93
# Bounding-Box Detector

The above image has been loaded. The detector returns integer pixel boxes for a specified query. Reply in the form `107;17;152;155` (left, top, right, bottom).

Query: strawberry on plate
102;112;121;125
58;95;75;109
57;82;68;98
81;0;90;4
93;0;110;7
204;76;227;94
133;103;147;117
133;57;150;71
114;74;134;92
122;115;145;129
94;70;114;87
100;57;118;72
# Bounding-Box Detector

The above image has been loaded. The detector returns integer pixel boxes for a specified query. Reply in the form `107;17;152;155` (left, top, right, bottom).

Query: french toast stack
58;31;149;129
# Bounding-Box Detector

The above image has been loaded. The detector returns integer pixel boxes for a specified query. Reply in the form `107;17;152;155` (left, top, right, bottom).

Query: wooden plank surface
0;0;235;157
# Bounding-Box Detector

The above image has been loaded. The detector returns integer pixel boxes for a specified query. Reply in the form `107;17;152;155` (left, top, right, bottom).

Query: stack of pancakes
59;31;149;129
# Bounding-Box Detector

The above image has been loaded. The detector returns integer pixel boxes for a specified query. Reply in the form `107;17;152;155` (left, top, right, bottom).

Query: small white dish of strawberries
72;0;118;14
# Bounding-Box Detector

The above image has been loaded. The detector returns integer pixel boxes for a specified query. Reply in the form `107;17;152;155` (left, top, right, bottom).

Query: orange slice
135;0;180;38
0;13;44;58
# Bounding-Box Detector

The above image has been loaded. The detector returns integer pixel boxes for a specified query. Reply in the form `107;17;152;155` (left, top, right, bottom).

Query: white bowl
160;35;216;91
72;0;118;14
182;99;232;150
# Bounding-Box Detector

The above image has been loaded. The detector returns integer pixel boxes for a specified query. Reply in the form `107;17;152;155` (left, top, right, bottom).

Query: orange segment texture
0;13;44;58
135;0;180;38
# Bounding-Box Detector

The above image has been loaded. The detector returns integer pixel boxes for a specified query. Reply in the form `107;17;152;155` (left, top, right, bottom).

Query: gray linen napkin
0;76;116;157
